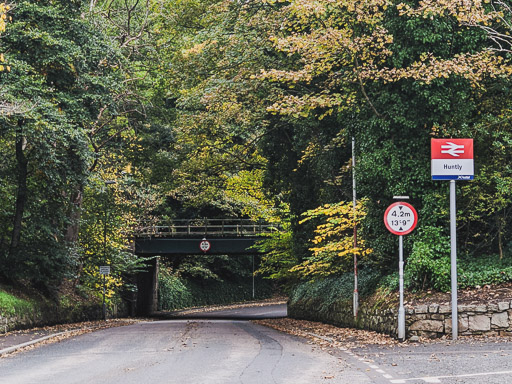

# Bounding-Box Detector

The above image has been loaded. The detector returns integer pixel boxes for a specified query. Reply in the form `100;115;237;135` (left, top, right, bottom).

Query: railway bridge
133;219;280;315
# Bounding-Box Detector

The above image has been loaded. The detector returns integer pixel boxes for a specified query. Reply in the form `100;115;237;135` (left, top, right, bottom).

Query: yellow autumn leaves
259;0;512;119
0;3;10;72
292;200;372;279
0;3;8;33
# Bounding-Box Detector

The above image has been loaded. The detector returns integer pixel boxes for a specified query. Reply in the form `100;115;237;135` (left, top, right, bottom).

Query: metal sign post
398;235;405;340
384;200;418;341
450;180;458;339
432;138;474;341
99;266;110;321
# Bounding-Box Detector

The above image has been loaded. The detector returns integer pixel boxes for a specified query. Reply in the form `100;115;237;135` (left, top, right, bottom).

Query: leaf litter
0;319;142;358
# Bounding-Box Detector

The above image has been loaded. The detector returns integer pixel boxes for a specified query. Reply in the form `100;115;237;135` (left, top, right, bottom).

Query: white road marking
390;369;512;383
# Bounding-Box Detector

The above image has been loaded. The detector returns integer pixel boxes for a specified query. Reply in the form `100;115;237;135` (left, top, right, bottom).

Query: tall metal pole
102;189;107;321
252;254;255;299
450;180;458;340
352;137;358;318
398;235;405;341
102;180;116;321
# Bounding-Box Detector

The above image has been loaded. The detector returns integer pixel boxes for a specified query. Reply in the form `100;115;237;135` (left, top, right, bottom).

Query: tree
291;200;371;279
255;0;512;273
0;0;123;290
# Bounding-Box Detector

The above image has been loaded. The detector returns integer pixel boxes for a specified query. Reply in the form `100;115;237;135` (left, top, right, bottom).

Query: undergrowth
289;269;381;313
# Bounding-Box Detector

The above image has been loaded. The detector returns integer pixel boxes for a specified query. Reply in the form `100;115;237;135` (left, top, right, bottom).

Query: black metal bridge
132;219;280;315
134;219;279;256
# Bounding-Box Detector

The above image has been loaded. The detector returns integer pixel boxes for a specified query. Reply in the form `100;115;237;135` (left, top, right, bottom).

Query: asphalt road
156;302;289;320
0;304;371;384
351;340;512;384
3;304;512;383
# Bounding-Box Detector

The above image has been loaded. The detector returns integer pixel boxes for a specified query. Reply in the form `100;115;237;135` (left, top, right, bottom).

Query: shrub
158;269;194;310
458;254;512;288
405;226;451;291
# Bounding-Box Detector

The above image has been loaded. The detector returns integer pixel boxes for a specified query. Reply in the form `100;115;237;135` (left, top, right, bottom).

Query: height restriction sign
384;202;418;236
199;239;211;253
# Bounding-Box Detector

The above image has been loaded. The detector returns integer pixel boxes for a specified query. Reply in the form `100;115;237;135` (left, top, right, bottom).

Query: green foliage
381;253;512;293
0;290;34;317
254;218;298;285
3;0;512;307
78;179;152;304
289;269;381;312
458;254;512;289
158;269;194;310
158;267;273;311
0;0;122;290
405;226;451;292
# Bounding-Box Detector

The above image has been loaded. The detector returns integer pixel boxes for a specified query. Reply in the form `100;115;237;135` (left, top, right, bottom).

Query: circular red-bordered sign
384;202;418;235
199;239;211;253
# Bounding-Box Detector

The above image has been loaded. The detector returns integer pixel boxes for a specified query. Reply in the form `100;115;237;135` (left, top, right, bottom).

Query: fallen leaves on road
254;318;399;350
255;318;512;351
1;319;142;357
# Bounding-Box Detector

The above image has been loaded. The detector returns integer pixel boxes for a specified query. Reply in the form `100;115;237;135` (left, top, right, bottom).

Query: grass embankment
0;284;107;334
0;289;36;318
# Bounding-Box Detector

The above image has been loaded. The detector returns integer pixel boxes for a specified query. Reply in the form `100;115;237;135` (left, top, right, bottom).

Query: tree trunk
9;120;28;257
64;185;84;243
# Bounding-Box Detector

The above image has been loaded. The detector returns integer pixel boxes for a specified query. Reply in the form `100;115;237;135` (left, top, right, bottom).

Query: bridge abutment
136;257;159;316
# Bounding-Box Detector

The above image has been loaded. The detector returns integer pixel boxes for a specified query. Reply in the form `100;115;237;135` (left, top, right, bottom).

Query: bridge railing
134;219;281;238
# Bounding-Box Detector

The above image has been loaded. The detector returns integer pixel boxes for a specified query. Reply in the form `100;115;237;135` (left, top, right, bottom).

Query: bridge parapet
135;219;281;238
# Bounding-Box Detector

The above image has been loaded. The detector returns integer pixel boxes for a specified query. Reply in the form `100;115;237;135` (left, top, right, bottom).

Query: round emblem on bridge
199;238;211;253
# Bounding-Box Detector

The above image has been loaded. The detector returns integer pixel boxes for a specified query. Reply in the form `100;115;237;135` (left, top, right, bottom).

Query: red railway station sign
431;138;474;180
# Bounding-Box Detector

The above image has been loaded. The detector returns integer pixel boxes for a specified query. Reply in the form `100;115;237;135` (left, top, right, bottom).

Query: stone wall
288;298;398;337
288;297;512;339
408;301;512;338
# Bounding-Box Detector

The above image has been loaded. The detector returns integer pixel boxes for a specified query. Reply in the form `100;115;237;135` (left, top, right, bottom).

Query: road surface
352;340;512;384
156;302;288;320
0;304;371;384
3;303;512;383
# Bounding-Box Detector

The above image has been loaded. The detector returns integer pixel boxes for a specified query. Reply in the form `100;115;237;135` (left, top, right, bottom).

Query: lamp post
102;180;116;320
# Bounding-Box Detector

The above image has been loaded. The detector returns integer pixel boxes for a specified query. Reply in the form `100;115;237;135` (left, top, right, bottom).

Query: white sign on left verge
99;266;110;275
